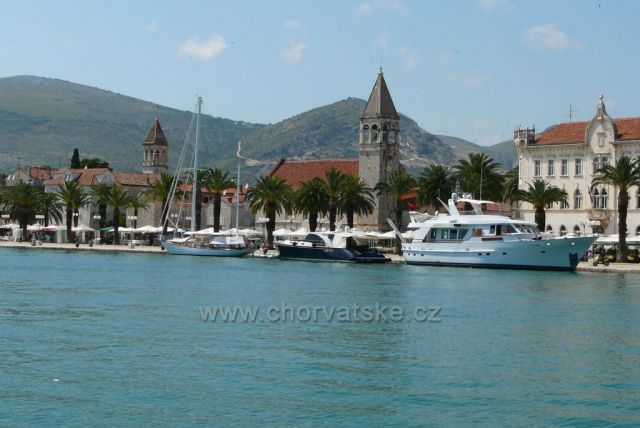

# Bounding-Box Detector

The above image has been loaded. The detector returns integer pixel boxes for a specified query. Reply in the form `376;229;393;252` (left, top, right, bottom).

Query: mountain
0;76;516;179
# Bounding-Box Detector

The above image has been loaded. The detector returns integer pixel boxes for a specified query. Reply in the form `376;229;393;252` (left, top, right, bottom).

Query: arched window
593;189;600;208
559;225;567;236
602;156;609;168
593;157;601;174
574;189;582;209
601;188;608;208
546;225;553;233
573;225;581;235
371;124;378;142
560;197;569;209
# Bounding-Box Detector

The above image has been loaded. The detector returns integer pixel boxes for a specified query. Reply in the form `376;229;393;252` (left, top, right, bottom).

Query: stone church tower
142;117;169;174
358;69;401;231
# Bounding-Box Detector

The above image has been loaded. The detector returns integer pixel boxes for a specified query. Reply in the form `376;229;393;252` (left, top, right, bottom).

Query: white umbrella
72;224;96;233
238;228;261;236
596;234;619;245
291;227;309;238
186;227;215;236
0;223;20;230
273;228;292;237
118;227;135;233
134;225;162;233
27;224;42;232
376;231;397;240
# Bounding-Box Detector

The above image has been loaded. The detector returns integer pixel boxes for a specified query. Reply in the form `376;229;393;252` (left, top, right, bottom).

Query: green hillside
0;76;516;179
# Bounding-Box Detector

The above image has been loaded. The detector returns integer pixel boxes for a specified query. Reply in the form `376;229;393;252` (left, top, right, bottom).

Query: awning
100;226;114;232
72;224;96;233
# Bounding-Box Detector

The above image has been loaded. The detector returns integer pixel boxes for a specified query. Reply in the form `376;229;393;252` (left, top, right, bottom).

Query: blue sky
1;0;639;146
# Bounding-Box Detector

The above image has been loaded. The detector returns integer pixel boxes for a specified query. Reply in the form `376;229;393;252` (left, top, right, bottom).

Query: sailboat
161;97;252;257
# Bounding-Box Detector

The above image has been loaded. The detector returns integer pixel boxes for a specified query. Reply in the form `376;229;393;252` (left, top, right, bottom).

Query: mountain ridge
0;75;516;178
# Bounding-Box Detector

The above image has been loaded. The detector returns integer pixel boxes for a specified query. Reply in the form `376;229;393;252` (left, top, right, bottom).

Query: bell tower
142;117;169;174
358;69;401;231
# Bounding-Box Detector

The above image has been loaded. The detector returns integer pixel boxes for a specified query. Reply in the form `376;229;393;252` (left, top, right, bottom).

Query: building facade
514;96;640;236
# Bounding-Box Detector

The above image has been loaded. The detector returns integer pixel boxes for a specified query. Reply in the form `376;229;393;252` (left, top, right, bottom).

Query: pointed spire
361;68;400;120
144;118;169;146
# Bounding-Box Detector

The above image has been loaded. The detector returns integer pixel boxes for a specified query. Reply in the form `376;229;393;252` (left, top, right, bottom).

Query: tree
37;191;63;227
80;158;110;169
246;176;293;248
91;183;112;233
453;153;504;201
146;172;174;235
591;155;640;262
337;174;375;229
128;193;149;229
375;171;417;254
3;181;38;239
104;185;132;245
502;167;521;206
70;148;81;168
323;167;345;231
416;164;454;211
294;178;329;232
56;180;90;241
203;168;235;232
519;179;567;231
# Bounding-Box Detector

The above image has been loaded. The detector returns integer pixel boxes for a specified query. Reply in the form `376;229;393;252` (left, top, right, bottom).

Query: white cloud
283;20;301;30
177;34;227;61
282;42;308;63
446;74;490;86
356;0;407;15
523;23;583;51
146;21;157;32
404;51;418;71
478;0;514;11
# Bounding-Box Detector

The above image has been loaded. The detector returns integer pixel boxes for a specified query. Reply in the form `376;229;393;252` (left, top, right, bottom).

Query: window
575;158;582;176
593;157;601;174
561;198;569;209
574;189;582;209
573;225;581;235
593;189;600;208
602;156;609;168
561;159;568;176
636;225;640;236
597;132;605;146
637;192;640;209
546;201;554;209
547;159;555;176
428;228;468;241
534;160;541;177
559;225;567;236
601;189;608;208
546;225;553;233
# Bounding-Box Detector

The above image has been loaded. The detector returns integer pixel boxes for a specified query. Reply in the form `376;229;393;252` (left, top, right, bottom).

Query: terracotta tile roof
114;172;159;187
270;159;359;188
535;117;640;145
45;168;111;186
29;167;54;180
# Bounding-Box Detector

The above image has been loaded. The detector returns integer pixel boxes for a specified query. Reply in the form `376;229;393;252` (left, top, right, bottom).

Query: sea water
1;248;639;426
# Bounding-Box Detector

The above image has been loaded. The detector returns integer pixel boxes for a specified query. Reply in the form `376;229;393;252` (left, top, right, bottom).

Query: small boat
401;193;596;271
277;231;390;263
163;235;251;257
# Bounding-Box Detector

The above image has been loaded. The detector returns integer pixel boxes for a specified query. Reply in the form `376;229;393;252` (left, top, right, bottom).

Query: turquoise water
1;248;639;427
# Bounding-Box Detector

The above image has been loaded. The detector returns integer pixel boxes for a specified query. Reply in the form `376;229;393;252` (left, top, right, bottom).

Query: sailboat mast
235;161;241;234
191;96;202;232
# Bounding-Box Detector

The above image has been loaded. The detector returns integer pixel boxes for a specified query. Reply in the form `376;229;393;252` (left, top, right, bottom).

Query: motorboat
401;193;596;271
277;231;390;263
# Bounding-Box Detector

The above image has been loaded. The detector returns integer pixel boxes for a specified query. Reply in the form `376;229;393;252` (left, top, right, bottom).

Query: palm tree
294;178;329;232
128;193;149;229
246;176;293;248
375;171;417;254
416;164;454;211
337;174;375;229
502;167;520;205
203;168;236;232
91;183;112;233
453;153;504;201
323;167;345;231
146;172;174;235
37;191;63;227
591;155;640;262
56;180;89;242
104;185;132;245
519;179;567;231
3;181;38;239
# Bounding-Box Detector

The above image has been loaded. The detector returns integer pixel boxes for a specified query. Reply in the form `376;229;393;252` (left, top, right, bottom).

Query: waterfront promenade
1;240;639;273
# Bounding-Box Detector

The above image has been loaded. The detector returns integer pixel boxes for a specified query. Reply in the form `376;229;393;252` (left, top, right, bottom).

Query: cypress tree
70;148;81;168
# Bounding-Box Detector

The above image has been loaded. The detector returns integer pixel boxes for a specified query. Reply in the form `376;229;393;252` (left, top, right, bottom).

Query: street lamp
35;214;45;225
127;215;138;228
73;212;79;227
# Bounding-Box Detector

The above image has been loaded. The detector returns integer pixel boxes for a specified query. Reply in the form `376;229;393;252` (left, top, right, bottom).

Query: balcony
588;209;610;221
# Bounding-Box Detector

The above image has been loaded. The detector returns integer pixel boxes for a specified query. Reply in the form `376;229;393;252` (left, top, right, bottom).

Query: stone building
514;96;640;236
269;70;404;232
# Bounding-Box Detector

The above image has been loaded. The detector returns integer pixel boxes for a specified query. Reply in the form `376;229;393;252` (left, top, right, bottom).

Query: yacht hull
277;243;389;263
163;241;251;257
403;236;595;271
